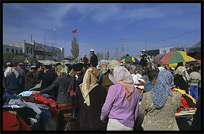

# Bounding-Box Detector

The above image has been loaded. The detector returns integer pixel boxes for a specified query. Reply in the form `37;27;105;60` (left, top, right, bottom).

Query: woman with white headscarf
174;66;189;94
76;67;107;130
140;70;181;130
98;60;120;92
101;66;140;131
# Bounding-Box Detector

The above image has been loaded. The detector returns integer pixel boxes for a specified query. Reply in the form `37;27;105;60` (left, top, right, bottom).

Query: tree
105;51;110;60
71;36;79;60
11;55;26;66
3;52;14;66
96;52;104;61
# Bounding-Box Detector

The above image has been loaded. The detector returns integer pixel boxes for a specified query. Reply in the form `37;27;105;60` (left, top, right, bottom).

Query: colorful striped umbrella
153;54;165;64
160;51;197;67
120;57;140;64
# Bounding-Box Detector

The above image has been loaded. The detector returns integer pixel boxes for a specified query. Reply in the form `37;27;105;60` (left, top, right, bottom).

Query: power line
148;29;200;46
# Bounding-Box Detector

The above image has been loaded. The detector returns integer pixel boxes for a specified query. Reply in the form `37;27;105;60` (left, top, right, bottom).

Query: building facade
3;44;23;55
3;42;64;61
159;47;174;55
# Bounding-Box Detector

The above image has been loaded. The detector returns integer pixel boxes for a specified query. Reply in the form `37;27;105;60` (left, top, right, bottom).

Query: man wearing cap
90;49;98;67
73;63;85;88
24;65;41;90
40;62;58;98
140;50;149;68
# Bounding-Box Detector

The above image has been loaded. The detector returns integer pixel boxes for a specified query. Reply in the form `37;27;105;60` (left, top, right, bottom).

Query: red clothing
180;96;189;109
22;95;59;115
3;111;31;131
31;93;57;108
82;57;89;64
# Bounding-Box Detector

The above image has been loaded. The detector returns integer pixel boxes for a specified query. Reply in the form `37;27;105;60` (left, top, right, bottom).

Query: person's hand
33;91;40;93
70;69;76;76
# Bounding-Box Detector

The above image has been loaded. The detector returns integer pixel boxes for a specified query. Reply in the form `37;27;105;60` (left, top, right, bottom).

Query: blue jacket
143;81;154;93
6;72;20;90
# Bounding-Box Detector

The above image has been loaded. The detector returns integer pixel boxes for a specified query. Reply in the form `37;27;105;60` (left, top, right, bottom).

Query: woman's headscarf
102;60;120;74
80;67;99;106
113;66;134;101
55;65;68;75
151;70;174;109
175;66;187;82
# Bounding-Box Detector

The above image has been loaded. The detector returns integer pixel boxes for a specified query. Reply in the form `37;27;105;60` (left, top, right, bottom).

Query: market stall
159;51;197;67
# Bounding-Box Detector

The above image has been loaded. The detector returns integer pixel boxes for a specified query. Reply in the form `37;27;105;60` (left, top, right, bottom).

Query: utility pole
44;28;46;45
120;38;125;57
116;47;118;60
31;34;32;42
145;42;147;51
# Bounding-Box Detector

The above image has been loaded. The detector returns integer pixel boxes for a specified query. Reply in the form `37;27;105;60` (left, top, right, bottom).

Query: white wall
159;47;173;54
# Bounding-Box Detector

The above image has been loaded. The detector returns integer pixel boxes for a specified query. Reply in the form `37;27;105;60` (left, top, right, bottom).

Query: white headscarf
113;66;134;101
80;67;99;106
175;66;187;82
4;67;19;78
102;60;120;74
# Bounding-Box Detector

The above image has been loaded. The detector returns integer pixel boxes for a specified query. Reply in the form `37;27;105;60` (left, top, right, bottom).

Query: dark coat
174;74;189;93
40;75;72;104
35;71;44;80
24;71;40;90
41;70;58;98
16;67;25;77
74;72;85;89
6;73;20;92
90;54;98;67
99;72;114;92
76;85;107;130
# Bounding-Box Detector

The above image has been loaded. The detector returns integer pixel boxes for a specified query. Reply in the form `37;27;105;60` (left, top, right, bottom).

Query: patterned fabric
140;91;181;130
57;103;73;121
151;70;174;108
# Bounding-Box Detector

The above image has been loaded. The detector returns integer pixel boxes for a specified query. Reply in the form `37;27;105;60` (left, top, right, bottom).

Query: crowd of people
2;49;202;131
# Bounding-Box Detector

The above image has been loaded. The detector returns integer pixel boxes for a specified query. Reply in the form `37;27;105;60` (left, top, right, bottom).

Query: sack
64;115;79;131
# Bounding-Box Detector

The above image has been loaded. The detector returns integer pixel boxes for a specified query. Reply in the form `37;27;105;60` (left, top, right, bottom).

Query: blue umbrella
132;57;140;63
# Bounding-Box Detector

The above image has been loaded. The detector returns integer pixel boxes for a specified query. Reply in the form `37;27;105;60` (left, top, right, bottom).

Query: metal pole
120;38;125;57
146;42;147;50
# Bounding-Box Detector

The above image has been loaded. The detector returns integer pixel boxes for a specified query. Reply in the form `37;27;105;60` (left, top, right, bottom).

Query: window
20;50;22;53
31;48;32;54
6;48;9;52
16;50;18;54
12;49;14;54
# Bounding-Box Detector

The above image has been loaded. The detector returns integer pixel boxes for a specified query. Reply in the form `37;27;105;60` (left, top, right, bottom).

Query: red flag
72;28;78;33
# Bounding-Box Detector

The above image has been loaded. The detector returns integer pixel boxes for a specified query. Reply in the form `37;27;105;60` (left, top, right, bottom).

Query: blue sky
3;3;201;59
